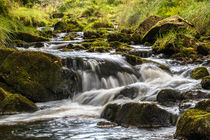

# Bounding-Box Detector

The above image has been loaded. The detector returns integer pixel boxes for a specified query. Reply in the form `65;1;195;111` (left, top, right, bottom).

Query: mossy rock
197;43;210;56
0;88;38;114
0;48;15;65
84;30;105;39
91;20;114;29
201;76;210;90
132;15;164;43
101;102;177;128
54;19;83;32
107;32;131;43
142;59;170;72
175;109;210;140
88;46;112;53
116;45;132;52
190;67;209;80
143;16;194;44
120;53;143;65
51;13;64;18
72;45;86;50
12;32;50;43
157;89;184;105
0;50;63;102
195;99;210;112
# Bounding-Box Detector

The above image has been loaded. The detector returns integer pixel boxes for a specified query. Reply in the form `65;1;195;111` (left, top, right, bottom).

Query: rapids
0;30;209;140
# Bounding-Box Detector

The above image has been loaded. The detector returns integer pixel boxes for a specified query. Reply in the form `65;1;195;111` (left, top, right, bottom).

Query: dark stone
157;89;184;105
101;102;177;128
114;86;138;100
201;76;210;90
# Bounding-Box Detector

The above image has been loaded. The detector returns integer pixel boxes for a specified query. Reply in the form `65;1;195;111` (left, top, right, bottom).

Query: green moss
54;19;83;32
13;32;50;42
190;67;209;80
0;48;15;65
0;50;63;102
119;53;143;65
175;109;210;140
107;32;131;43
0;88;38;114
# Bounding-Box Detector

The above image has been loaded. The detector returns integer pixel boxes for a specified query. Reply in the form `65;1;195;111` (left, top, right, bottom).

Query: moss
175;109;210;140
88;46;112;53
201;76;210;90
116;45;132;52
72;45;86;50
190;67;209;80
119;53;143;65
0;50;63;102
84;30;105;39
54;19;83;32
107;32;131;43
143;16;194;44
0;88;38;114
0;48;15;65
12;32;50;42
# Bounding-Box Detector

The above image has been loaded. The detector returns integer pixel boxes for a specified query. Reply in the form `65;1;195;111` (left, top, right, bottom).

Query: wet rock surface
101;102;177;128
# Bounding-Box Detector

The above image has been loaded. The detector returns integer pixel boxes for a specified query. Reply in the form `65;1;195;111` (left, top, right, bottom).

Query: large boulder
132;15;164;43
101;102;177;128
201;76;210;90
0;50;70;102
0;88;38;114
190;67;209;80
175;100;210;140
142;16;193;44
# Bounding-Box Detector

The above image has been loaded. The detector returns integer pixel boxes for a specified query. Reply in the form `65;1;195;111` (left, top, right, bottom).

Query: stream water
0;31;209;140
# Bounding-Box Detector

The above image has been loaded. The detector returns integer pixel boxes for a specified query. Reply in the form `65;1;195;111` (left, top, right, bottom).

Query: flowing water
0;30;209;140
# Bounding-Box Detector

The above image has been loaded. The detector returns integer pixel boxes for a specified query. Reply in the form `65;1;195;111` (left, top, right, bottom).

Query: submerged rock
0;88;38;114
201;76;210;90
101;102;177;128
190;67;209;80
175;100;210;140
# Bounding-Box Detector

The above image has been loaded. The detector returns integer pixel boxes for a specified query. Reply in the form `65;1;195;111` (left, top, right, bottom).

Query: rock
0;50;65;102
194;99;210;112
157;89;184;105
123;53;143;65
97;121;117;128
0;88;38;114
107;32;131;43
101;102;177;128
197;43;210;56
114;86;139;100
175;109;210;140
84;30;105;39
142;16;193;44
54;19;83;32
132;15;164;43
153;34;197;59
183;90;210;100
12;32;50;42
201;76;210;90
190;67;209;80
101;103;121;122
51;13;64;18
